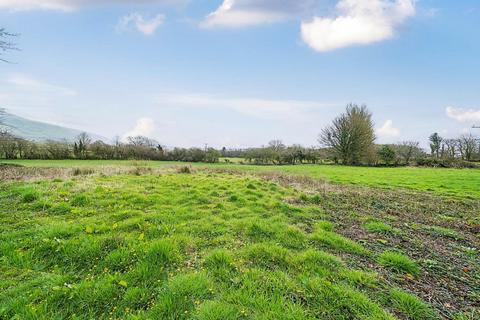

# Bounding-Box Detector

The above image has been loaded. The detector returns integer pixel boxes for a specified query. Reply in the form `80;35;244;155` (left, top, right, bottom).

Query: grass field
3;159;480;199
0;162;479;319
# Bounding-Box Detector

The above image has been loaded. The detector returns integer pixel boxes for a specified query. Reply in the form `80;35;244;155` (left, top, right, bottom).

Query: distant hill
0;110;105;142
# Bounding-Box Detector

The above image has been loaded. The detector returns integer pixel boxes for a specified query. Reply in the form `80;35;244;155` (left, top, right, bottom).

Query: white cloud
446;106;480;123
202;0;292;28
117;13;165;35
122;117;155;141
301;0;415;52
156;92;332;121
376;120;400;138
203;0;415;51
0;0;185;11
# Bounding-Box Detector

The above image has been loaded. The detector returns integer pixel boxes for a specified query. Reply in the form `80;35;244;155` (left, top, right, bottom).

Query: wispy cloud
7;73;76;96
117;13;165;36
156;92;333;121
0;73;83;130
446;106;480;123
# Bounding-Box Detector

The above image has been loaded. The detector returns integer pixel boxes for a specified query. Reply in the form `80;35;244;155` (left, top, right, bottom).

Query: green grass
0;172;437;319
389;289;437;320
364;221;395;234
310;229;368;255
3;159;480;198
423;225;462;240
378;251;420;275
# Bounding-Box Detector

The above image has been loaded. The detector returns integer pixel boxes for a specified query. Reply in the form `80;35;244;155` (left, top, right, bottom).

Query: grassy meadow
3;159;480;198
0;161;479;319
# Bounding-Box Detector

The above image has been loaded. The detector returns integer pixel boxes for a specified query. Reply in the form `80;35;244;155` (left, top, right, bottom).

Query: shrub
415;158;479;169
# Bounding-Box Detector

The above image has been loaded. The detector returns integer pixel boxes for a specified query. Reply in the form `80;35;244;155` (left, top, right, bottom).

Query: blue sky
0;0;479;148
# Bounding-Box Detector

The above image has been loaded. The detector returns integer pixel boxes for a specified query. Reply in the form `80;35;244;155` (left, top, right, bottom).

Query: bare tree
457;134;477;161
442;139;457;159
46;140;71;159
0;28;19;63
127;136;158;147
319;104;375;165
397;141;421;165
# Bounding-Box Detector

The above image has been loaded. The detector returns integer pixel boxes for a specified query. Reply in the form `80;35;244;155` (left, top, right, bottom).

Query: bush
415;158;479;169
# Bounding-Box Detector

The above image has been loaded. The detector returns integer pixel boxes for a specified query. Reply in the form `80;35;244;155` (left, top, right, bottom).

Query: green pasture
3;159;480;198
0;172;441;319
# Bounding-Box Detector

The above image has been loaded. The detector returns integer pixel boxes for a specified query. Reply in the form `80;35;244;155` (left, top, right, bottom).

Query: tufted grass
0;172;437;319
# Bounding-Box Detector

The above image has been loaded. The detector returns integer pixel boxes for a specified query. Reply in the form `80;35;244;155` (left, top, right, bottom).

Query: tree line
0;130;221;163
1;105;479;167
317;104;479;167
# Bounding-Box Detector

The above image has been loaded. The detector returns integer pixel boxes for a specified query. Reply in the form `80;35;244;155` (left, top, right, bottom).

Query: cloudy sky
0;0;479;148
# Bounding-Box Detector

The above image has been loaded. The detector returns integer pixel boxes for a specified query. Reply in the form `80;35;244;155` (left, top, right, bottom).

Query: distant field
219;157;245;164
3;160;480;198
236;165;480;199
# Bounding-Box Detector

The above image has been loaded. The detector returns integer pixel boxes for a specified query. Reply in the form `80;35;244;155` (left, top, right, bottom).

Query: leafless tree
457;134;477;161
0;28;19;63
395;141;421;164
442;139;457;159
45;140;71;159
319;104;375;165
127;135;158;147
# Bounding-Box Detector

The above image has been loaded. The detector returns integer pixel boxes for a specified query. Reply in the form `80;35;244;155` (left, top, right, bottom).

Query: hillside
0;110;104;142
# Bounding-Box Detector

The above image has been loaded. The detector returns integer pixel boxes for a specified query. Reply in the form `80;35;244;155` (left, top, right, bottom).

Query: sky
0;0;479;148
